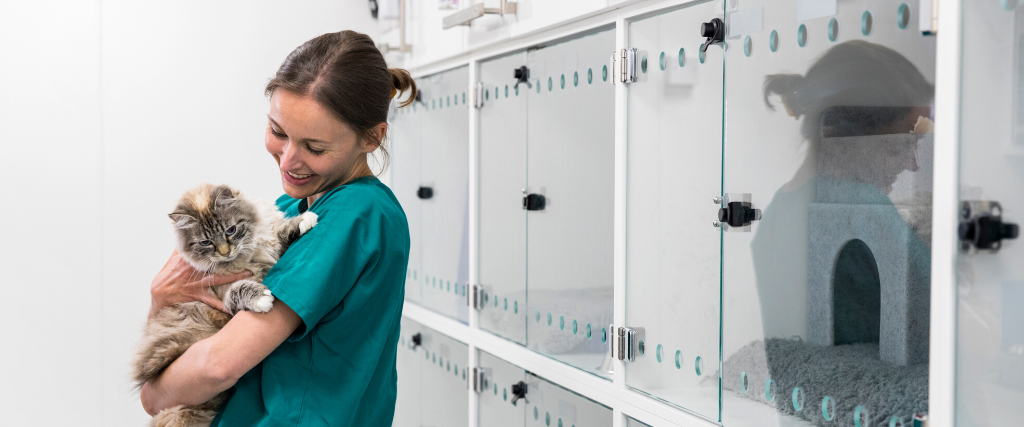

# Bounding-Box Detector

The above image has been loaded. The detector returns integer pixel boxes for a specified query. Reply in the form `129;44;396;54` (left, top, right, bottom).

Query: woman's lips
283;170;316;186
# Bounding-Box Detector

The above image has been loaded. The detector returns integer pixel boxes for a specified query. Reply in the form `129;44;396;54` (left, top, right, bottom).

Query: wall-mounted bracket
443;0;517;29
959;200;1019;252
378;0;412;54
608;325;645;362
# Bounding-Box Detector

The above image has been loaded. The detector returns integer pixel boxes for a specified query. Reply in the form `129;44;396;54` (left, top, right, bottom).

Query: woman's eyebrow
267;116;332;144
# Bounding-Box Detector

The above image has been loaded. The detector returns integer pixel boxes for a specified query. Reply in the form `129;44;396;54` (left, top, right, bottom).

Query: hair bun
389;68;417;108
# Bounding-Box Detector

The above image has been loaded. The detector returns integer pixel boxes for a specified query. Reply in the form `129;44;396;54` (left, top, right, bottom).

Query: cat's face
169;184;259;270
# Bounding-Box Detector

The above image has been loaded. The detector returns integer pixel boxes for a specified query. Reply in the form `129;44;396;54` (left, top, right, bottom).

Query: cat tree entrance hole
832;239;881;345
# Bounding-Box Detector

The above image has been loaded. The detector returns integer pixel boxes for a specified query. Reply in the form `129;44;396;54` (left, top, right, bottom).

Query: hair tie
390;88;397;99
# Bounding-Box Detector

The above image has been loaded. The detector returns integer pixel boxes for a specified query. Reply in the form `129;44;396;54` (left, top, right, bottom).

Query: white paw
299;211;318;234
253;294;275;313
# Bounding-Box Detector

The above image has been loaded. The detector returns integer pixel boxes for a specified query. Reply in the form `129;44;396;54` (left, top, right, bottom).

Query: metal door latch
510;381;528;405
410;333;422;348
608;325;645;362
959;200;1019;252
513;66;531;90
700;18;725;52
417;186;433;199
523;193;545;211
713;194;761;230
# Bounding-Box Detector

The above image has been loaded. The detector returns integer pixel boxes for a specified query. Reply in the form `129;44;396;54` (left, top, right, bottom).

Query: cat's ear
169;213;195;229
213;186;239;206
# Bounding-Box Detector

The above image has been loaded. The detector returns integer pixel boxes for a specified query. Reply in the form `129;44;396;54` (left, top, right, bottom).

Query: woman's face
265;89;376;201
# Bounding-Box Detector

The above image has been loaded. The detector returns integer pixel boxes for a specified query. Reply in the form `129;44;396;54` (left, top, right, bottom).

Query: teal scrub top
211;175;409;427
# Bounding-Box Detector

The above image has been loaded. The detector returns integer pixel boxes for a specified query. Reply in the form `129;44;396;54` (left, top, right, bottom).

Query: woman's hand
150;250;253;319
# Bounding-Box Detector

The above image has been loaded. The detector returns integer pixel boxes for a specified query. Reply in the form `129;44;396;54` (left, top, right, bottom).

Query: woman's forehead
270;89;354;141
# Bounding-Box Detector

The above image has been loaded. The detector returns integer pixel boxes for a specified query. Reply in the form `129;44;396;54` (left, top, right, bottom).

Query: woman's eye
225;225;237;236
307;146;326;156
199;240;213;246
270;127;286;138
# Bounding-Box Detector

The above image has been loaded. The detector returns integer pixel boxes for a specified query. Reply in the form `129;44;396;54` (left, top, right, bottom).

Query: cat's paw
253;290;275;313
299;211;318;234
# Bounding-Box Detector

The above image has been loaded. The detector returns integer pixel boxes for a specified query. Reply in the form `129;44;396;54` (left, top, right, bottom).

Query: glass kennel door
720;1;936;426
477;51;529;345
391;94;422;305
419;66;471;324
955;0;1024;424
624;0;724;420
524;28;616;379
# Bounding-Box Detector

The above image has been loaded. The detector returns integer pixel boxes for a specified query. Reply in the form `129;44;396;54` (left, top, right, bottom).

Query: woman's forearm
140;336;238;415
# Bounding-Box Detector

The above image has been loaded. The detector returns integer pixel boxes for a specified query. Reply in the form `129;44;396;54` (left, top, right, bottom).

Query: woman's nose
277;141;304;171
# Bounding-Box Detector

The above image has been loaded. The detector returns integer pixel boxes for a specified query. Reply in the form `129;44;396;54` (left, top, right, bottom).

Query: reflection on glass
722;2;936;425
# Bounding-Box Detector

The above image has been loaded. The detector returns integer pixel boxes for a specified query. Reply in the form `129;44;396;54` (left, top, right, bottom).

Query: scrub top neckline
298;174;379;213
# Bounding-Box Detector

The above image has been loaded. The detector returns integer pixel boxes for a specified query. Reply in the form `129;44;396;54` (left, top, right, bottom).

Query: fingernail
245;271;253;276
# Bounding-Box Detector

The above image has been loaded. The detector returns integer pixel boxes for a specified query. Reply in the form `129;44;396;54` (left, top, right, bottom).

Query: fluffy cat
132;183;317;427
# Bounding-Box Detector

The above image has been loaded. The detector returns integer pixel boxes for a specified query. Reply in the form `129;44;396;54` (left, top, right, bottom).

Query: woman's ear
364;123;388;153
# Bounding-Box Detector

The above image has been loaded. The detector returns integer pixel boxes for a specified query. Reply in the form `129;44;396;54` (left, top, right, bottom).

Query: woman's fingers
195;270;253;288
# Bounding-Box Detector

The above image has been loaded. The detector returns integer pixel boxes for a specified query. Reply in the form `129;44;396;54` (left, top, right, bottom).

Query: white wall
0;1;379;425
0;1;103;425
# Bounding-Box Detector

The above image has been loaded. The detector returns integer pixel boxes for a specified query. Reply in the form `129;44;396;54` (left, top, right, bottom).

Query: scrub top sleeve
262;203;381;342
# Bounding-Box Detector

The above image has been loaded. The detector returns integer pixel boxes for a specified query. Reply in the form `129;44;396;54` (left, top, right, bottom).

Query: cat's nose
217;243;230;256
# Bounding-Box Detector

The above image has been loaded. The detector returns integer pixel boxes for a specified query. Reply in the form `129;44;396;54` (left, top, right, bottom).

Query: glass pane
956;0;1024;424
420;66;471;323
527;373;613;427
394;318;423;426
391;92;423;304
419;323;469;427
721;1;936;426
624;1;724;419
478;351;527;427
526;28;616;378
478;51;529;344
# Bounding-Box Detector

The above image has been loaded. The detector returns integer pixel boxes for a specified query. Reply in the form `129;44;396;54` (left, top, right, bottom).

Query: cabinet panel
478;351;527;427
418;66;471;323
956;0;1024;424
394;318;423;427
391;97;423;304
525;28;616;379
721;1;936;426
624;1;724;419
478;51;530;344
420;324;470;427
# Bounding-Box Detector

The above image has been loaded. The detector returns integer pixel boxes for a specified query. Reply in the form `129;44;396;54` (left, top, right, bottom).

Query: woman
141;30;416;426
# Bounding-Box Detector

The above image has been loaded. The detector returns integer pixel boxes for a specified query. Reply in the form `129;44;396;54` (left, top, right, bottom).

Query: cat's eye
198;240;213;246
225;225;237;236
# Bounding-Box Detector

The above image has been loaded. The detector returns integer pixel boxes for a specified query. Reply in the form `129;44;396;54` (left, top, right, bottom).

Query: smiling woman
141;30;414;427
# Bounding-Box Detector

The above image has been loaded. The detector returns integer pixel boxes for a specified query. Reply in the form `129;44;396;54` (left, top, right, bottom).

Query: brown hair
265;30;417;174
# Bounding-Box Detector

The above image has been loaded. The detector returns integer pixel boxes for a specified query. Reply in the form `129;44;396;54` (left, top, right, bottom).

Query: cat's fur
132;183;317;427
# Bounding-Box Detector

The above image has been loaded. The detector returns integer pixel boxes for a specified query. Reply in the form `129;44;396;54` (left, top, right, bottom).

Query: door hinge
610;48;646;84
471;367;490;393
468;284;486;310
959;200;1019;252
608;325;645;362
713;194;761;231
473;81;485;109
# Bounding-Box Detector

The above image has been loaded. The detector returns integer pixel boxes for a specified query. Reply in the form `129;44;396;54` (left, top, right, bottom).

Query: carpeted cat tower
807;132;931;366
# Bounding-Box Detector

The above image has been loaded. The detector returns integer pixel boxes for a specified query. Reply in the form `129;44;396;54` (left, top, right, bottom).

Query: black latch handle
417;186;433;199
411;333;422;347
718;201;760;228
700;18;725;52
523;193;545;211
514;66;531;90
510;381;528;405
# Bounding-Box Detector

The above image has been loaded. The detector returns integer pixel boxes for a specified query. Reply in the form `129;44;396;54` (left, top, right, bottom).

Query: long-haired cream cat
132;183;317;427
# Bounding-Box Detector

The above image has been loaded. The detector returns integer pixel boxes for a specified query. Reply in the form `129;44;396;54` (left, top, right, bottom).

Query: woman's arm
140;299;303;415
